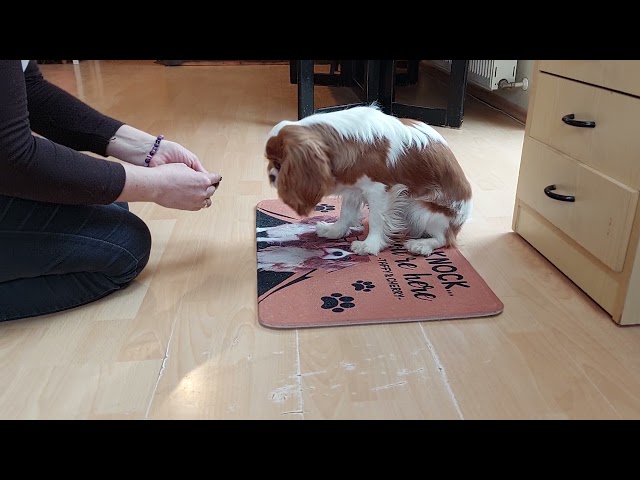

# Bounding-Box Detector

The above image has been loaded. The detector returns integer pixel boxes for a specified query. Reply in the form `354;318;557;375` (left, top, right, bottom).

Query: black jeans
0;195;152;322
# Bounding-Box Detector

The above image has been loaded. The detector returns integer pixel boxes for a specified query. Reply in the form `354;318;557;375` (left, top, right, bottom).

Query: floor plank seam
293;330;305;418
420;324;465;419
144;225;204;419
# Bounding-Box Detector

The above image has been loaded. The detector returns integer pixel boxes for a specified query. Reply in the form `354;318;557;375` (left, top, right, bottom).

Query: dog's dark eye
273;162;281;171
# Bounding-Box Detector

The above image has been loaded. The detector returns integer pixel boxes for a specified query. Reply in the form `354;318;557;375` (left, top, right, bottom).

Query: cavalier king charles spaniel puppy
264;104;472;257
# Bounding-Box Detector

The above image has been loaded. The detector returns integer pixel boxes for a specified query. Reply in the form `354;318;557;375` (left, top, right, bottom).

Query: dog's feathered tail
379;184;411;243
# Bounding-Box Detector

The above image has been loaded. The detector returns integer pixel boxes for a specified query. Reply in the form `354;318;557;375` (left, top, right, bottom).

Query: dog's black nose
269;174;276;183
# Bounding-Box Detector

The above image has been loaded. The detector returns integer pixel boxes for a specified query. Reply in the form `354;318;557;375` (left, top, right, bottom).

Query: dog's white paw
316;222;351;239
404;239;441;257
350;238;386;256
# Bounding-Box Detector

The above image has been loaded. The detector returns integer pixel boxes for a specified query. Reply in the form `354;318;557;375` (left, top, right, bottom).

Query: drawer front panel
513;203;620;317
516;138;638;272
538;60;640;98
528;72;640;190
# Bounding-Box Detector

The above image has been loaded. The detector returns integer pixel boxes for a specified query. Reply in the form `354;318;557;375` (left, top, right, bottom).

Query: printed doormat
256;198;503;329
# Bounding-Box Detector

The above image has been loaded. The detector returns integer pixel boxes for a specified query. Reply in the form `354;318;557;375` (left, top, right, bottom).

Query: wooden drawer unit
513;61;640;325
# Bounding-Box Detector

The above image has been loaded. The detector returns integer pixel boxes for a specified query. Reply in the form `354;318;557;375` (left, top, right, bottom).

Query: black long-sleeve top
0;60;127;204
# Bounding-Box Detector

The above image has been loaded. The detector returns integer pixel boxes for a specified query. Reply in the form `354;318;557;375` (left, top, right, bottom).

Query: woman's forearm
115;163;160;203
106;124;159;166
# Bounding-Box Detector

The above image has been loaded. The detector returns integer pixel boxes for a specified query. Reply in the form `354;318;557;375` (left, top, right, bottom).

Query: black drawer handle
544;184;575;202
562;113;596;128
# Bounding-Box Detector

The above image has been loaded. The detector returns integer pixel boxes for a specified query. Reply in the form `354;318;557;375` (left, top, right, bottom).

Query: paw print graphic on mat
314;203;336;213
352;280;375;292
321;293;356;313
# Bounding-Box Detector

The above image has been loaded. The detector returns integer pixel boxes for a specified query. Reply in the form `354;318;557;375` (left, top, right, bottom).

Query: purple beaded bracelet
144;134;164;166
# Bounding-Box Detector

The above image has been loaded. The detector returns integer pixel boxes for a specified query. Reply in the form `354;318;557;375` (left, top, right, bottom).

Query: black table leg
407;60;419;84
378;60;395;115
297;60;314;119
340;60;353;88
289;61;297;84
446;60;470;128
365;60;380;103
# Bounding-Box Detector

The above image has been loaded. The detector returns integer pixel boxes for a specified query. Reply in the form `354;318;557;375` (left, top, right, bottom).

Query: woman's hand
148;139;207;173
153;163;221;210
107;125;215;175
117;163;222;211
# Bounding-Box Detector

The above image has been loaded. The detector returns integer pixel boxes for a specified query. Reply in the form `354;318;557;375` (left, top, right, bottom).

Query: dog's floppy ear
265;134;284;166
277;125;334;216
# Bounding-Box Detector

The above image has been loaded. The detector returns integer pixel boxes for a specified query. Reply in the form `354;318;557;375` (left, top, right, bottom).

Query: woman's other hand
117;163;222;211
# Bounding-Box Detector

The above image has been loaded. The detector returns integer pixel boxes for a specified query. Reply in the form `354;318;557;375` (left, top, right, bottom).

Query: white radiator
430;60;518;91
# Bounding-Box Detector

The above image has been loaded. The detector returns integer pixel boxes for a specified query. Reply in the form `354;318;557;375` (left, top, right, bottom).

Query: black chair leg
297;60;315;119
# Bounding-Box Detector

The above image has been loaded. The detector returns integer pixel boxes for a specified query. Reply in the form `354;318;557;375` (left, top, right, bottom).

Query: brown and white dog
264;104;472;257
